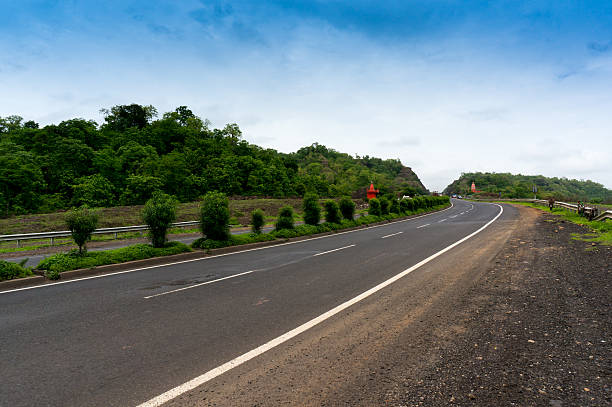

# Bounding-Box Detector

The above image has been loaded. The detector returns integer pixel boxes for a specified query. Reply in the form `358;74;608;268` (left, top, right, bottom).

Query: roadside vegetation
36;242;191;279
503;201;612;245
0;259;32;282
1;191;449;280
0;104;426;219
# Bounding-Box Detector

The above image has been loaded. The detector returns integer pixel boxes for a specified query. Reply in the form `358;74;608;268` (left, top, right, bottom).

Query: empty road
0;199;513;406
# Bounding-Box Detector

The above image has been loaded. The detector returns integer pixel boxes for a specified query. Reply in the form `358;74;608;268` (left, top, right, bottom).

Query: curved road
0;199;514;406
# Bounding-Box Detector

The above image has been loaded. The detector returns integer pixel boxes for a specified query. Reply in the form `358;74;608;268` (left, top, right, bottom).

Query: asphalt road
0;199;511;406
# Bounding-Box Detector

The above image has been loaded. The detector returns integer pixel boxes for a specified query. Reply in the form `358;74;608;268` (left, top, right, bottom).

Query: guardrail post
114;232;118;239
17;239;20;248
51;237;54;245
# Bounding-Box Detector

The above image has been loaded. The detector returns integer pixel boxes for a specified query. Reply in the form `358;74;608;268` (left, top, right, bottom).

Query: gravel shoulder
168;204;610;406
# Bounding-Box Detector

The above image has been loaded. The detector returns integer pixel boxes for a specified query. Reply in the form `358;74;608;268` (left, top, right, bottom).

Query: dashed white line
136;204;504;407
144;270;258;299
0;203;454;296
381;231;403;239
449;215;457;218
313;244;356;257
438;219;447;223
416;224;430;229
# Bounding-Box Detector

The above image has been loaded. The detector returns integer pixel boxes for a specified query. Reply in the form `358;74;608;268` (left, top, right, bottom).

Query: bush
379;197;390;215
339;196;355;220
390;198;400;214
36;242;191;274
275;206;294;230
65;206;99;254
251;209;265;234
302;192;321;225
0;259;33;281
200;191;230;241
369;198;381;216
142;191;177;248
324;200;342;223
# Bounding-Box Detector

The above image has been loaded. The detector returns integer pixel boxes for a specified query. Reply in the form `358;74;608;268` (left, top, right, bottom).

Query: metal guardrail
0;221;200;248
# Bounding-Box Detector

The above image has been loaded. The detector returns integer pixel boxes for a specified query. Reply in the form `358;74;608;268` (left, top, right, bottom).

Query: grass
0;259;33;282
35;242;192;275
0;197;366;234
498;201;612;245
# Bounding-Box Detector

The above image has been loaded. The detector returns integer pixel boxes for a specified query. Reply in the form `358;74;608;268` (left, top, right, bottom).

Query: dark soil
356;208;612;406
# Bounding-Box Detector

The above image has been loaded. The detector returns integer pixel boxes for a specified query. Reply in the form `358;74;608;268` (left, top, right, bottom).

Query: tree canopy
0;104;426;217
444;172;612;203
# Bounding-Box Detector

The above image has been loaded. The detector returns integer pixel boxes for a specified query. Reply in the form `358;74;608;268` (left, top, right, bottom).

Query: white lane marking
136;204;503;407
144;270;258;299
381;231;403;239
449;215;457;218
438;219;447;223
416;224;430;229
1;203;455;295
460;212;465;215
313;244;356;257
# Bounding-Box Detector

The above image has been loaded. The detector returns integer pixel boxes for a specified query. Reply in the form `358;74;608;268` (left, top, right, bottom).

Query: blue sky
1;1;611;190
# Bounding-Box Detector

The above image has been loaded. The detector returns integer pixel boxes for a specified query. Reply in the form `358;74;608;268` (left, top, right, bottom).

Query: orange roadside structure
367;183;380;200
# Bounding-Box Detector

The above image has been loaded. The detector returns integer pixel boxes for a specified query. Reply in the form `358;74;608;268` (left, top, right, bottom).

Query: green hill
0;104;426;217
444;172;612;203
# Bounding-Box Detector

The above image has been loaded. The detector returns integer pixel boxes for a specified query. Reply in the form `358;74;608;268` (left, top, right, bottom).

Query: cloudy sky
1;1;611;191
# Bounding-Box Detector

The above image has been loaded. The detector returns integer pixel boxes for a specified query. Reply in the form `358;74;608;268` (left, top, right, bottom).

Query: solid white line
381;231;403;239
416;224;430;229
313;244;356;257
0;203;455;295
144;270;258;299
136;204;503;407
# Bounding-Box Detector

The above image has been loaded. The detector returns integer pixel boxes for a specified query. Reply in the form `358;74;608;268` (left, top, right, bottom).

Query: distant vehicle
457;195;463;199
451;194;457;198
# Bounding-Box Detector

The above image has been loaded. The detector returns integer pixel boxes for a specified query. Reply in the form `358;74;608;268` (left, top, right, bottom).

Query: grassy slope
1;198;365;235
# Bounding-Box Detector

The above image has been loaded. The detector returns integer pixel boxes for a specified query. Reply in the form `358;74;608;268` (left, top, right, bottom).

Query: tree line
444;172;612;203
0;104;427;218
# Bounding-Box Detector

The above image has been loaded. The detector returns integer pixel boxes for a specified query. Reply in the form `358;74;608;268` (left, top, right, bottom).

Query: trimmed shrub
379;197;390;215
0;259;33;281
339;196;355;220
275;206;294;230
200;191;230;241
142;191;177;248
302;192;321;225
65;206;99;254
324;200;342;223
390;198;400;214
251;209;265;234
369;198;381;216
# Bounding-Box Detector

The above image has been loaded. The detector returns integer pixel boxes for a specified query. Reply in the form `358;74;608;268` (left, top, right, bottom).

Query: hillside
0;104;427;218
444;172;612;203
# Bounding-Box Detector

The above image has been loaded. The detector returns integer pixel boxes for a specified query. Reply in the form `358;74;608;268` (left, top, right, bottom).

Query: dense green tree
324;200;341;223
302;192;321;225
65;206;99;254
339;196;355;220
275;206;294;230
142;191;177;248
120;175;163;205
200;192;230;240
71;174;115;207
0;142;45;216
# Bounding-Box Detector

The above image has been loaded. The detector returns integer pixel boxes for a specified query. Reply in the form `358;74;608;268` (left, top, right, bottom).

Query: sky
1;1;611;191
